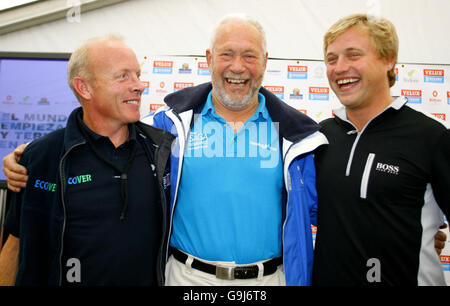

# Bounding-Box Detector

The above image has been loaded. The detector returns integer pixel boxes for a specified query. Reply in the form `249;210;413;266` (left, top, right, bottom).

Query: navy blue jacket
8;107;174;285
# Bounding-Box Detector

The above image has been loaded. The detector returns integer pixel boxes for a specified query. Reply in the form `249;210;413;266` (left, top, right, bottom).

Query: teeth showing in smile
337;78;359;85
125;100;138;104
226;78;247;84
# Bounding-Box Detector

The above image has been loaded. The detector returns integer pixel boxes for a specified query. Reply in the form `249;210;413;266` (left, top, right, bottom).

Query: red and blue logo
153;60;173;74
174;82;194;92
197;62;210;76
309;87;329;101
424;69;444;83
264;86;284;100
401;89;422;104
178;63;192;74
287;65;308;79
289;88;303;100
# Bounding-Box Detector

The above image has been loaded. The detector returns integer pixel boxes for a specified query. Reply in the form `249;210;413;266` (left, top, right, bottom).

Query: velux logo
375;163;399;175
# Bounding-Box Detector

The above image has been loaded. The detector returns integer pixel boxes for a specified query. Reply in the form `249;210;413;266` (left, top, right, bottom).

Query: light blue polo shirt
170;91;283;264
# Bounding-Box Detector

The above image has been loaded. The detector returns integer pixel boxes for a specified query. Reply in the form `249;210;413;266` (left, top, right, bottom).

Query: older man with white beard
146;14;328;286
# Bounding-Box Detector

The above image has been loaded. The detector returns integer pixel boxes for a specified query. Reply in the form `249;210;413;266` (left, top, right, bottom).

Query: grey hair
67;34;125;102
209;13;267;55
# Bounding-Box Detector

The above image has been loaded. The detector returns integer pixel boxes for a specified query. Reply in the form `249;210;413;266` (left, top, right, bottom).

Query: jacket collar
63;107;175;151
63;107;88;151
164;82;320;142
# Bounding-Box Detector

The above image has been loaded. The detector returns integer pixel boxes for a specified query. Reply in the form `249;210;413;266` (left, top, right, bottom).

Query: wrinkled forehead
213;21;265;53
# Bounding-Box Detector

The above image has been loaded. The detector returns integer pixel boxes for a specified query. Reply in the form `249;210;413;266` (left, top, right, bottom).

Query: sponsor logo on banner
156;81;169;94
38;97;50;105
287;65;308;79
174;82;194;92
178;63;192;74
402;69;420;83
18;95;32;105
429;90;442;103
395;67;399;81
441;255;450;271
2;95;14;105
266;68;282;77
401;89;422;104
148;103;164;115
197;62;210;76
311;225;317;241
313;66;325;80
153;60;173;74
264;86;284;100
289;88;303;100
309;87;329;100
447;91;450;104
141;81;150;95
424;69;444;83
431;113;446;121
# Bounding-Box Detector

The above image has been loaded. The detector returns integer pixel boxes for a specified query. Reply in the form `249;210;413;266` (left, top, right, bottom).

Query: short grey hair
209;13;267;55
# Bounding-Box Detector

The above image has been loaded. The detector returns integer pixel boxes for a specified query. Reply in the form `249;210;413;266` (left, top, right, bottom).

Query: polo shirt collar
200;90;269;121
76;110;137;144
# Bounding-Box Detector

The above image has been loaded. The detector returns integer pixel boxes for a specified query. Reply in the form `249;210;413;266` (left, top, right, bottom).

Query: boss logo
375;163;400;175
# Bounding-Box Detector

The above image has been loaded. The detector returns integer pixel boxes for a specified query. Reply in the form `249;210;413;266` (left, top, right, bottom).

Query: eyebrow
326;47;363;57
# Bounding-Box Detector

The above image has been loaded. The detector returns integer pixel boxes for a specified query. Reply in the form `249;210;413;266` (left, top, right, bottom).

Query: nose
229;55;246;74
334;57;350;74
131;75;145;95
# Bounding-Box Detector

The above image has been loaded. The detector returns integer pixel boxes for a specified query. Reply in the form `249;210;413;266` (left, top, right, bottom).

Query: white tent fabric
0;0;449;64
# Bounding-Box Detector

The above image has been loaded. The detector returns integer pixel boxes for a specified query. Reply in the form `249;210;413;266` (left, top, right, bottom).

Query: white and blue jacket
143;82;328;285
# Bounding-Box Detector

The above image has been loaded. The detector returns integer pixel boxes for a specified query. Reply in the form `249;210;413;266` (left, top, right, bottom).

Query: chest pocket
359;152;427;208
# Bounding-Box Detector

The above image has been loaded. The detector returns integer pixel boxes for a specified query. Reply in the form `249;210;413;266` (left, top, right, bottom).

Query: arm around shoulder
0;234;20;286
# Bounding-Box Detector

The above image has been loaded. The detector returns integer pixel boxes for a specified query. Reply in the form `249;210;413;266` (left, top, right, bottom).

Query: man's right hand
2;143;28;192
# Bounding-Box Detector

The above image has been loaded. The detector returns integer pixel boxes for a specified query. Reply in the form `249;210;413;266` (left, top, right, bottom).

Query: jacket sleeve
3;151;30;238
300;153;318;226
431;128;450;219
142;106;174;133
283;152;317;286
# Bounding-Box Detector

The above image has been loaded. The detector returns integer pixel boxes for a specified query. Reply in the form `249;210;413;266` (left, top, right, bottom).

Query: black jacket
7;107;174;285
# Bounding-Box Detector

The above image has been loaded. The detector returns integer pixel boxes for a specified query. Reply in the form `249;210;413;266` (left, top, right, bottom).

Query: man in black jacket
313;13;450;286
0;36;173;285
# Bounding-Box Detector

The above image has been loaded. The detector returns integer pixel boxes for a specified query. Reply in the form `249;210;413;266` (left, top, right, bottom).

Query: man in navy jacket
0;36;173;285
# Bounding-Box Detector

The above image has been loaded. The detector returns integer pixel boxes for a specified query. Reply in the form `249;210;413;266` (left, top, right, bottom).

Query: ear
72;77;92;101
386;56;397;72
206;49;212;71
263;52;268;70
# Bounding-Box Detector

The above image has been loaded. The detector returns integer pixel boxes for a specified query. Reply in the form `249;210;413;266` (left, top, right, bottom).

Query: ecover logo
34;179;57;192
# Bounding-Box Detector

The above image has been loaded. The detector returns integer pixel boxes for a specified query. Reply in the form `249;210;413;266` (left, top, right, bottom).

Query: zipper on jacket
58;141;86;286
164;110;190;265
340;103;395;177
345;129;360;176
360;153;375;199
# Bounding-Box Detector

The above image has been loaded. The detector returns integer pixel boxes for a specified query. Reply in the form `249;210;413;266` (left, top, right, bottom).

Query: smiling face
207;20;268;111
325;26;395;111
82;40;145;130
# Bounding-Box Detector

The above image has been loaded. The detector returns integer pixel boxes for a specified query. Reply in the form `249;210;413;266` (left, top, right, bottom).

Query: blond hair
324;14;399;87
67;34;125;102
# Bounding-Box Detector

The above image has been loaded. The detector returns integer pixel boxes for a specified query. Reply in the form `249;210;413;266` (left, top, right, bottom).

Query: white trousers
165;253;286;286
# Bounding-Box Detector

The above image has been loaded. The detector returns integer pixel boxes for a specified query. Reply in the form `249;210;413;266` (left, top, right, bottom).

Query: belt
171;248;282;280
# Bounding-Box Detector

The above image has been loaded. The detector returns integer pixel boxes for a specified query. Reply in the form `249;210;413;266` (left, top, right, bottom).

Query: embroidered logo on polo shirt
375;163;400;175
34;179;57;192
67;174;93;185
